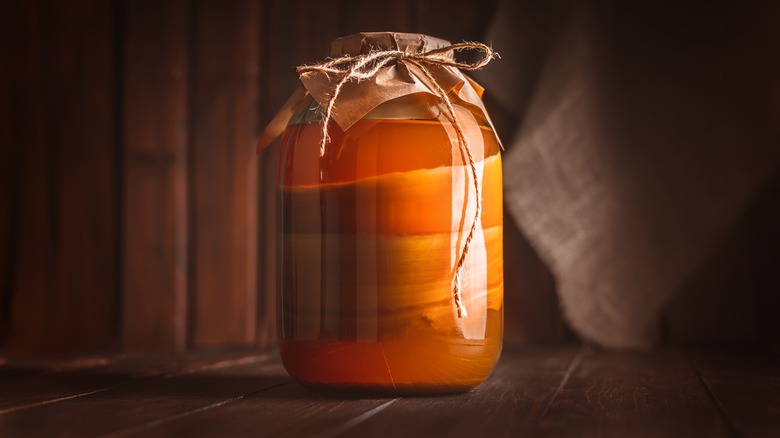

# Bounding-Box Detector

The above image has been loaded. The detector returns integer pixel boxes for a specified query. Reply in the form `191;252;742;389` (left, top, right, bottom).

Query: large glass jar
272;33;503;394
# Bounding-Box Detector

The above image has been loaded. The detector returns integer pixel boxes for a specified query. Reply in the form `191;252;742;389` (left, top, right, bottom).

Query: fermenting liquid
277;114;503;394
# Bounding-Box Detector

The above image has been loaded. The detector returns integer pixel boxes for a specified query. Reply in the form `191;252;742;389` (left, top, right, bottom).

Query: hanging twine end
319;133;329;157
453;273;469;319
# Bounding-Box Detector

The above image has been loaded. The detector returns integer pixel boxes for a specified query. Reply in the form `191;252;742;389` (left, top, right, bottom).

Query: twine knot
297;42;499;319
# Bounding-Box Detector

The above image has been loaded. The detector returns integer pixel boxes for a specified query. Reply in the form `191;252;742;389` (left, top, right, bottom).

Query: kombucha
277;113;503;394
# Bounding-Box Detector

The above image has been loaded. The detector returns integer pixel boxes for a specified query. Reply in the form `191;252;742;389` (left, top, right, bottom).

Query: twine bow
298;42;499;318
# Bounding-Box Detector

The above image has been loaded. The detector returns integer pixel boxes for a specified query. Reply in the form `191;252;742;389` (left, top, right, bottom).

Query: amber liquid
277;116;503;394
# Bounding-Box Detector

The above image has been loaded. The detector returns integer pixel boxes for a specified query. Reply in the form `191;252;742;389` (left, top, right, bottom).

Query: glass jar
273;33;503;395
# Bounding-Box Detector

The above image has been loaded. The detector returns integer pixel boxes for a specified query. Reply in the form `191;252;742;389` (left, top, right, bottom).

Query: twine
297;42;499;318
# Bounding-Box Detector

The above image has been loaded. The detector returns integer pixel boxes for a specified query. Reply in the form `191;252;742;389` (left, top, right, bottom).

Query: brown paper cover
257;32;500;153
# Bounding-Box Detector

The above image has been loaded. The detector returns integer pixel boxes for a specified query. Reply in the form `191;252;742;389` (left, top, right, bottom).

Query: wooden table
1;345;778;437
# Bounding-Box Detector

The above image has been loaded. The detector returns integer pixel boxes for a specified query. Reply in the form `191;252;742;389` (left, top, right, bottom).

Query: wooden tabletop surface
1;345;778;437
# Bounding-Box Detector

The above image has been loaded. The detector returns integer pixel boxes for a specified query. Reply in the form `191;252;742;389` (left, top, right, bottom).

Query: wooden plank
255;143;277;349
0;1;24;349
6;0;118;356
0;352;286;436
339;346;578;437
190;0;261;346
536;348;732;437
92;346;575;437
123;379;395;437
689;349;780;437
4;348;773;436
0;357;118;408
0;349;260;415
255;0;341;347
122;0;190;352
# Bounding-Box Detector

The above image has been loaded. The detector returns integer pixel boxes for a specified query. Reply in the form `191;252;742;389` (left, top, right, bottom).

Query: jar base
279;338;502;397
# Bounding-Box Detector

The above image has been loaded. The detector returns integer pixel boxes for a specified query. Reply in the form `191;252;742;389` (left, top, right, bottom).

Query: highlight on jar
257;32;504;395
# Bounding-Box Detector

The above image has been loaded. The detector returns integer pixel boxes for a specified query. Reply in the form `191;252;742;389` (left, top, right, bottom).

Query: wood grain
689;349;780;437
68;346;577;437
0;2;22;348
537;348;732;437
2;347;778;437
0;351;285;436
5;0;118;356
136;381;395;437
0;349;260;415
341;346;578;437
123;0;190;352
190;0;261;346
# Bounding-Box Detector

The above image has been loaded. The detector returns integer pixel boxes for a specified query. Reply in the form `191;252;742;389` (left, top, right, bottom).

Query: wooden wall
2;0;120;356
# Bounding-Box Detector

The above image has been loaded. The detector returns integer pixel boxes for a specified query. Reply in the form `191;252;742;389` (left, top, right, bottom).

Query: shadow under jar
275;34;503;395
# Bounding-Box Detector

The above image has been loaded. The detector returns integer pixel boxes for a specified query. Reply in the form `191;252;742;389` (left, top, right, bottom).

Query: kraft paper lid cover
256;32;498;153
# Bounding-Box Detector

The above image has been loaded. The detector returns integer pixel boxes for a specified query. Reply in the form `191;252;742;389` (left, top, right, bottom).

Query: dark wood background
1;0;777;358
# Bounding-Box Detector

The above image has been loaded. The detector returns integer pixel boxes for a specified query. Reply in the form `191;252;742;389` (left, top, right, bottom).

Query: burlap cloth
473;0;780;347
